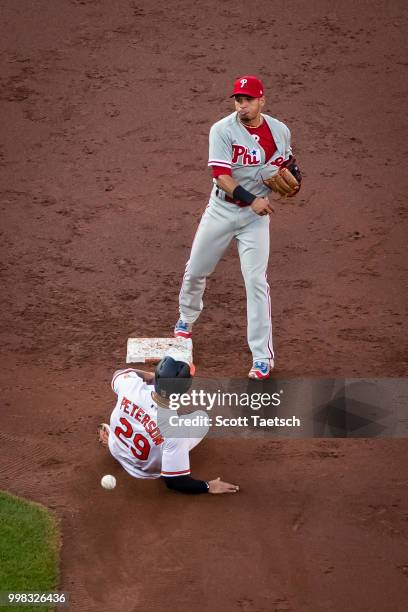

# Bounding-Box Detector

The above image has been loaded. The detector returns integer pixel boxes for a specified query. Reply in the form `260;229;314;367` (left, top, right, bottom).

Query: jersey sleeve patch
111;369;142;394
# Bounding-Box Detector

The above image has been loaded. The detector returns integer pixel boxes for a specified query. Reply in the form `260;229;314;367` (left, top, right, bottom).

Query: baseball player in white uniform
174;76;301;379
98;356;239;495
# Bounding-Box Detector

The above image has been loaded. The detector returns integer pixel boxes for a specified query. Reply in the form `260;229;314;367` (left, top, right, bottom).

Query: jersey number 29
115;417;151;461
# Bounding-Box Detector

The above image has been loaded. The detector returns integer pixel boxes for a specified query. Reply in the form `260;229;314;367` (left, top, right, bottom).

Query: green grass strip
0;491;61;612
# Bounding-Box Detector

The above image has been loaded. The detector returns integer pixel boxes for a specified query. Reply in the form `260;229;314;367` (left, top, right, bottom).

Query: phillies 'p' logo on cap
231;75;264;98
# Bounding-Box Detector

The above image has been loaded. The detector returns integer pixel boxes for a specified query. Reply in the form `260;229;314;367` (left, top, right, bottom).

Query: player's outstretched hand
251;197;275;216
208;477;240;494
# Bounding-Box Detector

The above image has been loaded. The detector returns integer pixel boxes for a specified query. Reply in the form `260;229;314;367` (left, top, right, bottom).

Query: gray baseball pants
178;196;274;362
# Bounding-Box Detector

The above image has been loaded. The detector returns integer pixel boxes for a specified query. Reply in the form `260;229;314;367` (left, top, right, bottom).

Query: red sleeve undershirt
211;120;277;178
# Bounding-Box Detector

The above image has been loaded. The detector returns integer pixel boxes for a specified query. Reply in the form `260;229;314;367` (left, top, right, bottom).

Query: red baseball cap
231;75;264;98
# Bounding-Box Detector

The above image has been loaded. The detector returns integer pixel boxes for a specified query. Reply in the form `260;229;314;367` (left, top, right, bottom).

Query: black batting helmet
154;356;193;398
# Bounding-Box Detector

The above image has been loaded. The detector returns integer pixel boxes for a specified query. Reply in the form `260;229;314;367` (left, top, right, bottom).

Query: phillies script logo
232;145;286;168
269;155;285;167
232;144;260;165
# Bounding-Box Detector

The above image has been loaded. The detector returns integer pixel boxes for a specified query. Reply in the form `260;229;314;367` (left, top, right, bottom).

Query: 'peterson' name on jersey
119;396;164;445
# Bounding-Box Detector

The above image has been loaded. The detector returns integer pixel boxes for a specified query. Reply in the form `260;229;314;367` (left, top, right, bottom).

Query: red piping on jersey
208;159;232;167
161;469;191;476
266;274;274;360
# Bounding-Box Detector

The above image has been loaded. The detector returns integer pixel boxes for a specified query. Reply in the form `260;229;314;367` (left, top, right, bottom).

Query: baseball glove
263;157;302;197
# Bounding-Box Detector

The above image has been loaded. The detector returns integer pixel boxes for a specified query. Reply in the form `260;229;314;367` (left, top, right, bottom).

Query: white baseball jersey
109;369;194;479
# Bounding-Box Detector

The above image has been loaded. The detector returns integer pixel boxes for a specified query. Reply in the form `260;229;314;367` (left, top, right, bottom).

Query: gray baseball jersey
178;111;294;365
208;111;292;198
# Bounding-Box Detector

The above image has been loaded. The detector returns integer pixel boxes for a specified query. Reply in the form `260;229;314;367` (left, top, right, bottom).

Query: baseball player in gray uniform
174;76;302;379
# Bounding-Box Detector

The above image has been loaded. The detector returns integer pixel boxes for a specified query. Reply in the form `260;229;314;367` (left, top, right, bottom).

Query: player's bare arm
130;368;155;383
208;477;239;494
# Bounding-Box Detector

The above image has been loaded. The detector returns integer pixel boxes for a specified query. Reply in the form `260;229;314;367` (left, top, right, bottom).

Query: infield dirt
1;1;407;610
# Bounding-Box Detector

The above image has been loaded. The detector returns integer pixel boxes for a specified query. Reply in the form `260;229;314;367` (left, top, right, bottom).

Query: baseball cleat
97;423;110;446
174;318;193;339
248;360;274;380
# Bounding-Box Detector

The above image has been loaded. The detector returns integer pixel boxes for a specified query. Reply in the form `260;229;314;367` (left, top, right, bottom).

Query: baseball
101;474;116;490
